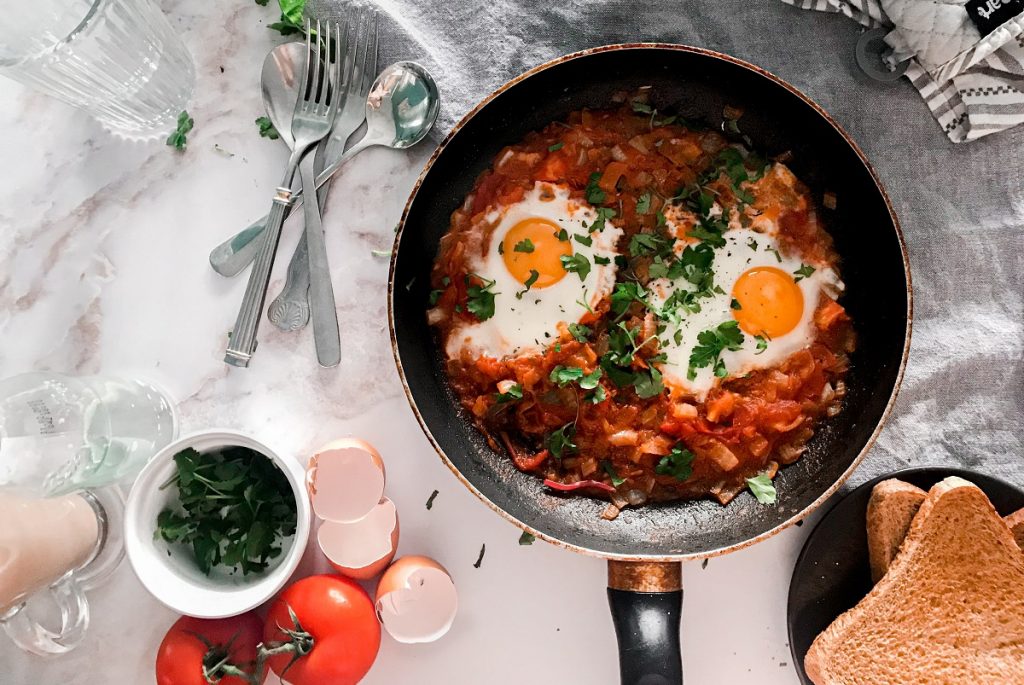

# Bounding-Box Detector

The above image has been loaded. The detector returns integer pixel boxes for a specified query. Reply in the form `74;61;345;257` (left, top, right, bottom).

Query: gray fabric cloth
314;0;1024;488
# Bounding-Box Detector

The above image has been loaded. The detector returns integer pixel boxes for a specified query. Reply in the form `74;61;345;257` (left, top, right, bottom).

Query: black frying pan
388;44;911;684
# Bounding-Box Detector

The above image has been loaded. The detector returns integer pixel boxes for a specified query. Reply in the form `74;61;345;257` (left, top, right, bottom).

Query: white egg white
649;226;843;399
444;183;623;360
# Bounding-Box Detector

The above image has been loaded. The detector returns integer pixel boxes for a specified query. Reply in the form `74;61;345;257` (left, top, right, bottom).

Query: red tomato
263;574;381;685
155;613;262;685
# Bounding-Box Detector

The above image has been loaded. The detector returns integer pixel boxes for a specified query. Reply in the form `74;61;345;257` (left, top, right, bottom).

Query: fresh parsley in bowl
156;445;298;576
125;431;311;618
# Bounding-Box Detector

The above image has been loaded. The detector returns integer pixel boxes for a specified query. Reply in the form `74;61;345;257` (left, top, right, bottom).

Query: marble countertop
1;0;1021;683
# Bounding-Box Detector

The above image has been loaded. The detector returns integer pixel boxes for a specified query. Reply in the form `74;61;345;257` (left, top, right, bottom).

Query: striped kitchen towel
782;0;1024;142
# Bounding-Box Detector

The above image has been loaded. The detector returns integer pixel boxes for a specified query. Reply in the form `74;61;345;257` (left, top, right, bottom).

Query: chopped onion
628;136;649;154
611;145;628;162
601;503;621;520
624;489;647;506
426;308;445;325
495;149;514;169
823;191;837;210
608;430;639;447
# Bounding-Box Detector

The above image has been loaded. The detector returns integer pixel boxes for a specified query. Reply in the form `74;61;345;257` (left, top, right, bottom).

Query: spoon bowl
261;42;306;150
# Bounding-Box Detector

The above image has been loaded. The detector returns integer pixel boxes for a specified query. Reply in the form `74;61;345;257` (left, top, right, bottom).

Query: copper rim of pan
387;42;914;563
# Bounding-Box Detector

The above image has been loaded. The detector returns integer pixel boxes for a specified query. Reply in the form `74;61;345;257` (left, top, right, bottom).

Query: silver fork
225;19;343;368
268;9;379;332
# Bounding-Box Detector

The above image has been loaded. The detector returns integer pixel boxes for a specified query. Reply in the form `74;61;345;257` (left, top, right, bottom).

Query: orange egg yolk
731;266;804;338
501;218;572;287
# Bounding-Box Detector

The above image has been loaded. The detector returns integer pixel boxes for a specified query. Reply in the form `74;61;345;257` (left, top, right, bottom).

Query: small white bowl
124;430;311;618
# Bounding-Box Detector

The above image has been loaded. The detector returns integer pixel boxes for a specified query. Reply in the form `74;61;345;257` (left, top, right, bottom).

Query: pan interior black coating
391;46;909;559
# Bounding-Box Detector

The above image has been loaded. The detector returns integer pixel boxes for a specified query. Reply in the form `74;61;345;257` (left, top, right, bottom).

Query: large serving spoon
209;61;440;279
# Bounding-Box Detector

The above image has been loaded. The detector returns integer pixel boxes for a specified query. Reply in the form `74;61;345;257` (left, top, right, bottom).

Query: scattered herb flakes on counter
473;543;486;568
156;446;297;575
746;473;778;505
255;115;279;140
518;531;535;546
166;111;194;151
371;249;391;258
426;489;439;510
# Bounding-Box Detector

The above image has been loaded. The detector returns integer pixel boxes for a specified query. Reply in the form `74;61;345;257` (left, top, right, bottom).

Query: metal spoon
208;61;440;280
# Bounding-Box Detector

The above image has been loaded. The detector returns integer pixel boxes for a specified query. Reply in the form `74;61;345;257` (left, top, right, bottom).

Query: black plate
787;466;1024;683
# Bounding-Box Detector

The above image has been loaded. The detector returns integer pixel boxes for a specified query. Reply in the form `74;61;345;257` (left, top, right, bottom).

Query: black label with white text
966;0;1023;37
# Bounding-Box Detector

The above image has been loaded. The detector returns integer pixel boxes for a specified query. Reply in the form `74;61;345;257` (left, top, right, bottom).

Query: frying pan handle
607;560;683;685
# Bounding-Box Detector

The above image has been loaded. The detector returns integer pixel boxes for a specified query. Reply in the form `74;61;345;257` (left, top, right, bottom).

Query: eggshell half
317;498;400;580
375;556;458;644
306;438;386;523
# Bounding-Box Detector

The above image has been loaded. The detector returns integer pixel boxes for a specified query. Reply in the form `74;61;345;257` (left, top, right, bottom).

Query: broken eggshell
375;555;458;644
306;438;385;523
317;497;400;580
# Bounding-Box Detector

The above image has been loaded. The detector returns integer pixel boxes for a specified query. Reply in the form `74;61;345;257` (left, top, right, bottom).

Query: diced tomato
599;161;629;193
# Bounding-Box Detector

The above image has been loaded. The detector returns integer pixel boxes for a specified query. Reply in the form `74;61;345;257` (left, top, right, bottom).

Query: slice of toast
866;479;927;583
805;477;1024;685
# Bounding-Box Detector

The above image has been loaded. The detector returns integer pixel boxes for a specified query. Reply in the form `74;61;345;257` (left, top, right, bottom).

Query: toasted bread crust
866;479;927;582
805;477;1024;685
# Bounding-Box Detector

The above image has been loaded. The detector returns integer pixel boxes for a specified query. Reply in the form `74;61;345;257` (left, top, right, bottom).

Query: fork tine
313;19;324;106
362;11;378;95
297;18;312;108
326;22;343;118
343;16;359;102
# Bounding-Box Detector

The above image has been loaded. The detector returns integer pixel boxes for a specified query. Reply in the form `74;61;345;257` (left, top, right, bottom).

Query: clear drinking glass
0;373;178;496
0;0;195;139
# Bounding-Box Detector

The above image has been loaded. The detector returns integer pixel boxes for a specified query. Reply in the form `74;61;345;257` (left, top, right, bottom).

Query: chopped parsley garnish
794;264;816;281
754;335;768;354
553;228;569;242
568;322;591;342
602;461;626;487
574;233;593;247
428;289;443;305
518;531;536;545
768;247;782;262
547;423;577;461
747;238;759;251
549;366;584;385
629;232;668;257
516;270;540;299
465;274;498;321
594;255;611;265
687;221;727;248
636;192;652;214
560;253;591;281
255;115;279;140
610;282;648;318
633;366;664;399
588;207;616;232
631;100;654;114
495;383;523;403
548;142;563;152
166;111;194;151
655;444;696;481
514;238;535;253
746;474;777;504
731;298;742;310
585;172;606;204
426;489;439;510
588;385;607;403
498;241;505;255
688;320;745;380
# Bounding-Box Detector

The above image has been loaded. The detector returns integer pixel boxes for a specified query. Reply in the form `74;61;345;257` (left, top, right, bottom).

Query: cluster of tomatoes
156;574;379;685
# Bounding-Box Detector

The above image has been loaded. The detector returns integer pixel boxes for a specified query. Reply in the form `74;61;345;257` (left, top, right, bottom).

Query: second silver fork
268;10;379;332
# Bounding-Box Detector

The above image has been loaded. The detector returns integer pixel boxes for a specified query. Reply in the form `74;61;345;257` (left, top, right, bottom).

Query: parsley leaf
568;323;591;342
255;116;279;140
588;207;616;232
515;270;539;299
610;282;648;318
495;383;523;403
585;172;606;204
548;142;563;152
631;100;654;114
633;367;664;398
166;111;194;151
588;385;607;403
514;238;535;253
602;460;626;486
574;233;593;247
629;232;667;257
465;274;498;321
794;264;816;282
426;490;439;510
579;368;603;390
688;320;745;380
731;298;742;310
550;366;584;386
560;253;591;281
746;474;777;504
754;335;768;354
747;238;759;251
547;423;577;461
428;289;443;305
553;228;569;241
594;255;611;265
636;192;652;215
268;0;306;34
655;444;696;481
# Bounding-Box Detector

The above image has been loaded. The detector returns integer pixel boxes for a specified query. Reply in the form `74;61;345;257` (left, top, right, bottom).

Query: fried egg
444;182;623;359
649;226;842;398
